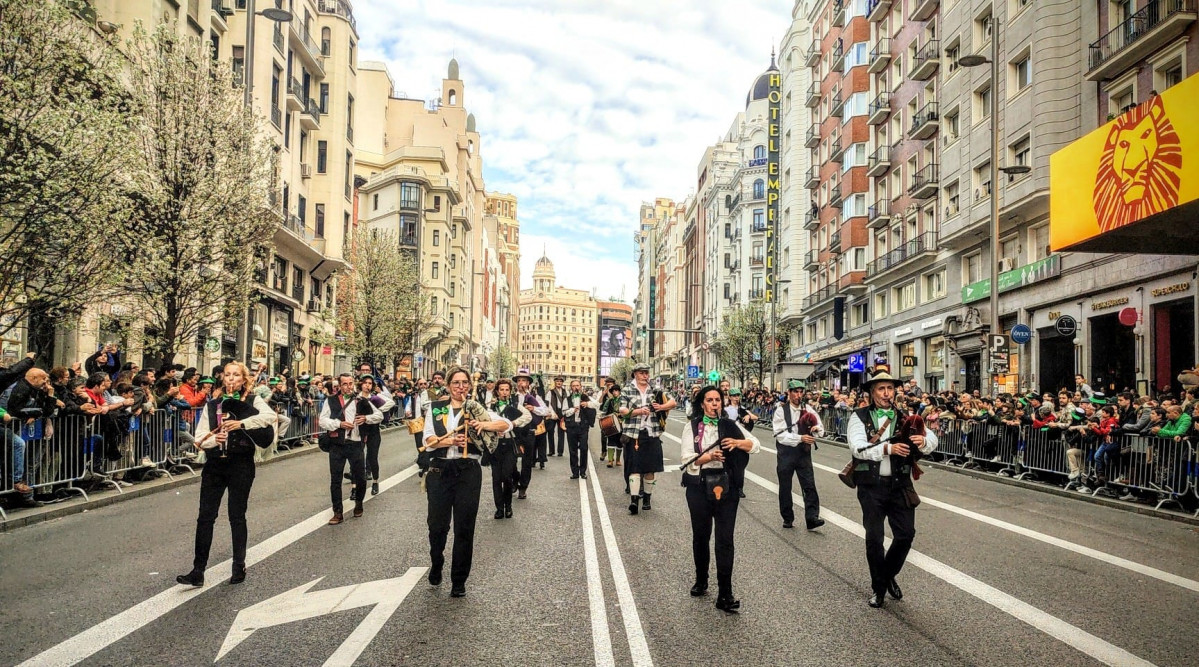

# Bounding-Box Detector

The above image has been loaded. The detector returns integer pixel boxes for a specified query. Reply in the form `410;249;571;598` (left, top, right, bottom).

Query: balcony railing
867;198;891;228
867;231;939;278
868;38;890;73
749;255;765;267
317;0;357;30
832;0;845;26
804;248;820;269
287;76;304;110
909;101;939;140
291;16;323;63
910;0;939;22
270;105;281;129
805;41;821;67
804;166;819;189
829;137;844;163
830;89;844;117
829;230;843;253
867;145;891;177
805;126;819;148
911;40;941;80
272;25;284;53
831;38;845;71
1088;0;1196;80
830;179;843;208
867;0;891;22
806;82;821;108
868;91;889;124
304;98;321;126
399;233;418;247
909;163;940;199
803;284;837;310
749;288;765;300
805;208;821;230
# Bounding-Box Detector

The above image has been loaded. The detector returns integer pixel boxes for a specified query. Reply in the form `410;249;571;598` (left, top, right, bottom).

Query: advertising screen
599;325;631;377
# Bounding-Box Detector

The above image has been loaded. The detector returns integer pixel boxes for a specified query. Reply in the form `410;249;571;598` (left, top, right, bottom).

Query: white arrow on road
216;567;427;664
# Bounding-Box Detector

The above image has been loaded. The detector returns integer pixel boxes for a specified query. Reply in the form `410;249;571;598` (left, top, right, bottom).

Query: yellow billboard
1050;73;1198;254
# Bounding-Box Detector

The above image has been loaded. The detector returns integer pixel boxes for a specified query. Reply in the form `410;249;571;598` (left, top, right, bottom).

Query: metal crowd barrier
804;406;1197;513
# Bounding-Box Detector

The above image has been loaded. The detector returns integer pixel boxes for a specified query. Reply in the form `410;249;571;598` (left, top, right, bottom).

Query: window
1012;54;1031;92
975;8;993;47
963;252;982;284
1030;224;1050;261
945;181;960;217
319;83;329;114
433;229;440;246
844;41;868;70
321;27;331;56
314;203;325;237
345;151;353;199
844;92;868;118
753;145;766;160
975;84;992;121
753;209;765;231
973;161;992;202
292;267;304;302
449;281;455;297
945;42;960;75
400;183;420;208
874;291;889;318
1000;236;1020;265
316;140;327;173
851;302;869;327
845;193;867;217
346;94;354;140
923;269;946;301
1011;136;1031;172
894;281;916;311
271;255;288;292
270;65;281;108
753;179;765;199
348;40;355;68
232;46;244;85
944;108;959;140
372;193;379;211
431;262;439;279
842;142;868;169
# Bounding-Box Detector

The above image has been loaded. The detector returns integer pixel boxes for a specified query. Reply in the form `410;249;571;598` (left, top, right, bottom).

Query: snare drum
600;414;621;437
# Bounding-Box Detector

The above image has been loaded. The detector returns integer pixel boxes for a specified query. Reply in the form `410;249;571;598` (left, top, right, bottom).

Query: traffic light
708;370;721;383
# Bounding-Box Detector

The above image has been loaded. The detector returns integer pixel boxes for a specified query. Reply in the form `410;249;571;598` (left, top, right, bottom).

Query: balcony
909;163;939;200
867;0;891;22
804;166;820;189
868;92;890;125
272;25;284;54
1088;0;1197;80
290;17;325;77
317;0;357;30
749;255;765;268
830;91;845;118
830;230;843;254
839;271;867;293
866;145;891;176
270;105;282;129
868;38;891;73
399;233;418;248
804;208;821;230
830;137;844;163
749;288;766;301
829;179;843;208
805;41;821;67
832;39;846;71
805;126;819;148
276;214;325;267
806;83;821;108
286;77;304;111
832;0;845;26
911;40;940;80
803;284;837;310
210;0;229;30
909;101;939;140
804;248;820;269
299;98;320;130
867;198;892;229
910;0;938;22
867;231;939;279
751;220;768;233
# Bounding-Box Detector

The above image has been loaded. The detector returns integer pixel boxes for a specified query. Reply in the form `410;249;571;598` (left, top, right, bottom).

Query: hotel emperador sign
1050;73;1197;254
765;70;781;303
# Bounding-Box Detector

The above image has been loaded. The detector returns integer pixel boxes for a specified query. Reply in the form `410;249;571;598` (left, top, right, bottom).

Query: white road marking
579;471;615;667
743;469;1156;667
19;464;421;667
758;442;1199;595
586;449;655;667
216;568;426;664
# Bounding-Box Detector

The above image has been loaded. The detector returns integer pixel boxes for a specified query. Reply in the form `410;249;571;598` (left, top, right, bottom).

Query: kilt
624;434;664;474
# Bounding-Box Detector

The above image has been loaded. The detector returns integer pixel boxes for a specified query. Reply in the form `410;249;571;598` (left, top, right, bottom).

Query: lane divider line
20;464;421;667
579;469;615;667
741;469;1156;667
586;449;655;667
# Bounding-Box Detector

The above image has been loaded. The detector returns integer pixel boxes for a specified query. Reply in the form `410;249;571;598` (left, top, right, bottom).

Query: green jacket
1157;414;1192;438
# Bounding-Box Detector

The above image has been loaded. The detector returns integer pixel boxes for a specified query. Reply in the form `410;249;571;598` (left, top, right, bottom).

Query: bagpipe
197;396;274;455
838;412;926;488
417;398;497;455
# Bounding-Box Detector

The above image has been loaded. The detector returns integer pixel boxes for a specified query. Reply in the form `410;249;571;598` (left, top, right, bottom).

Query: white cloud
354;0;793;299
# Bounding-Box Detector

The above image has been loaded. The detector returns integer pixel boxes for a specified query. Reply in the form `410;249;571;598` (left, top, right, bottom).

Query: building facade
518;255;599;382
596;300;634;380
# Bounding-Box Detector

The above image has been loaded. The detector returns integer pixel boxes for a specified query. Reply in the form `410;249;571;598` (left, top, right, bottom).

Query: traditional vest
429;399;484;457
689;415;749;491
851;405;916;484
517;392;544;431
490;399;524;441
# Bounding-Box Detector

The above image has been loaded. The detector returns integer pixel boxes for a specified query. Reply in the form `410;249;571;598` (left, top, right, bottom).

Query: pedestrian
563;379;593;479
846;364;938;608
513;368;550;498
411;377;431;474
679;385;760;612
175;361;275;587
773;379;825;530
619;362;676;514
421;367;511;597
319;373;378;525
487;378;530;519
357;374;394;496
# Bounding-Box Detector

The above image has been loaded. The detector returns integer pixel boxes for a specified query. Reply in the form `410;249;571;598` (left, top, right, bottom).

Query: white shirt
847;407;939;476
319;394;383;442
772;401;825;447
421;402;514;459
679;418;761;474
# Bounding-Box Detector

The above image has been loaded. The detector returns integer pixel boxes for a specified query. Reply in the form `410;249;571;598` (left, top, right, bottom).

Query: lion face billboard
1092;96;1182;233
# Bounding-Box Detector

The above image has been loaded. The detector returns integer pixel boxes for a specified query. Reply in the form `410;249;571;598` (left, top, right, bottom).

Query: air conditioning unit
998;257;1015;272
306;299;323;313
300;163;312;178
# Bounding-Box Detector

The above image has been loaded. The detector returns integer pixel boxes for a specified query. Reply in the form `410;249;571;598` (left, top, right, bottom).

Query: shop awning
1050;73;1199;255
808;360;836;378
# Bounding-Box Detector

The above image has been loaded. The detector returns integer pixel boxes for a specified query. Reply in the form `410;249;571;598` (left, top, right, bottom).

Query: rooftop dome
448;58;460;80
466;113;476;132
745;50;779;107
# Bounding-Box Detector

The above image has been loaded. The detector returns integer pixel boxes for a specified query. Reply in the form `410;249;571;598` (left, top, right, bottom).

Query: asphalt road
2;413;1197;667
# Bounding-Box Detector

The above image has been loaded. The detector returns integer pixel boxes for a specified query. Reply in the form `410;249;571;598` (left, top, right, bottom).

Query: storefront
925;335;946;392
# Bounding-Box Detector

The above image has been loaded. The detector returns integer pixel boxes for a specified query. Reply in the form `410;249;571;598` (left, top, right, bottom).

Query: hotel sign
764;68;781;304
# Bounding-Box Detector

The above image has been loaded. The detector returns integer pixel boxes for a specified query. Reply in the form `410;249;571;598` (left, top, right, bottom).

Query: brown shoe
352;504;364;518
328;513;344;525
13;481;32;494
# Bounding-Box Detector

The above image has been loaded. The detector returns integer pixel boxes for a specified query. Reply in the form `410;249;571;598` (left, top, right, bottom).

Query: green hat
1089;392;1107;406
787;379;806;390
268;377;281;386
728;387;742;396
198;376;215;385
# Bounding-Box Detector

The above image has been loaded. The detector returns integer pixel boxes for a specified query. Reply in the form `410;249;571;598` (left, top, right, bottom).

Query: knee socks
629;474;641;497
643;476;656;497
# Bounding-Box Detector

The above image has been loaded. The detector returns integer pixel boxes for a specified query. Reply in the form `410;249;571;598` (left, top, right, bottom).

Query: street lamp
958;17;1032;391
243;2;293;107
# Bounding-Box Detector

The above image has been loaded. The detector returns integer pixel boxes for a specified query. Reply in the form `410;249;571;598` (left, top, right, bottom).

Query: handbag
407;417;424;435
702;469;732;502
838;460;857;488
318;430;344;452
901;485;921;508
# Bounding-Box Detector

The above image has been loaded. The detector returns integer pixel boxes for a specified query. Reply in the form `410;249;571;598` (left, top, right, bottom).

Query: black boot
371;481;379;496
641;493;652;511
504;503;513;518
176;570;204;587
494;508;504;519
628;494;639;515
230;564;246;585
715;593;740;612
690;580;709;597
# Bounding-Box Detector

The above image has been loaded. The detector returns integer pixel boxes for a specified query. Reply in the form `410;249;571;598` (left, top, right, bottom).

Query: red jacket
179;383;208;408
1090;416;1118;436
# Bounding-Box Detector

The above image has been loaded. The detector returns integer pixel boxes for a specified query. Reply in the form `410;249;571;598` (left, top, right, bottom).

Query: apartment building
518;255;599;381
779;3;817;348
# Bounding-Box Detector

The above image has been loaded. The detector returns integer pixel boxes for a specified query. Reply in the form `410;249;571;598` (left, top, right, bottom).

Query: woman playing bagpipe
843;364;937;609
420;367;512;597
176;361;275;587
678;385;761;612
486;378;530;519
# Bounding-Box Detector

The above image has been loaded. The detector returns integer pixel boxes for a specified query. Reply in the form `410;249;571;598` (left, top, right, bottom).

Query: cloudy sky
355;0;793;302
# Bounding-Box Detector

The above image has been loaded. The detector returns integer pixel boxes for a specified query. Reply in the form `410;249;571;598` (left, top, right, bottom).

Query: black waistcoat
689;415;750;490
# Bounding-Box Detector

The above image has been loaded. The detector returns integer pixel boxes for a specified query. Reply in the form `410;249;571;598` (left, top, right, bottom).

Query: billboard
599;325;631;377
1050;73;1198;254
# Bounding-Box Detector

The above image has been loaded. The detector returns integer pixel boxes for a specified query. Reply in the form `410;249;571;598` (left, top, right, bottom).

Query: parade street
3;416;1197;667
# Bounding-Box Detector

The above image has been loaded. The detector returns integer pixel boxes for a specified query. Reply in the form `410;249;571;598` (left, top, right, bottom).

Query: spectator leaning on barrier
1150;405;1192;443
1;406;34;503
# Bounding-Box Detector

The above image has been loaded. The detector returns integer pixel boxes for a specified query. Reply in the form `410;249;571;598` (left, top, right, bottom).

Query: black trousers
685;483;740;595
362;426;382;481
328;441;367;513
426;458;482;585
192;454;255;571
567;424;590;476
537;428;551;463
490;443;518;510
777;444;820;523
856;480;916;596
518;430;546;489
550;421;566;456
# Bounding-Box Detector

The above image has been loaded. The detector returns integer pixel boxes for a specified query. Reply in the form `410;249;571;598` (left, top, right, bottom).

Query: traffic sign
1011;324;1033;345
686;365;700;379
988;334;1009;353
1055;315;1077;337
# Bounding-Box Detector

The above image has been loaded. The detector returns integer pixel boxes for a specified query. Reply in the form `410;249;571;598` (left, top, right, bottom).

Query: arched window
753;179;765;199
448;90;457;105
321;27;331;56
753;145;766;160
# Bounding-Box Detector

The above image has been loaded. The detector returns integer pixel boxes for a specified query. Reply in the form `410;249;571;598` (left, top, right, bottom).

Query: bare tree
116;26;277;366
714;302;768;387
341;231;428;370
0;0;134;338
